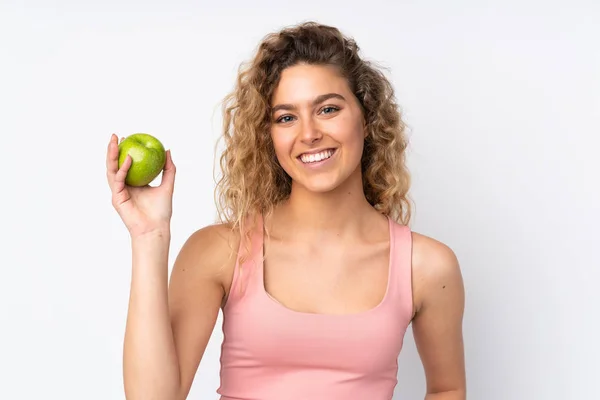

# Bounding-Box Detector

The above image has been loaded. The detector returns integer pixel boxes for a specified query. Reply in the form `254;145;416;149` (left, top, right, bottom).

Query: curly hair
215;21;412;263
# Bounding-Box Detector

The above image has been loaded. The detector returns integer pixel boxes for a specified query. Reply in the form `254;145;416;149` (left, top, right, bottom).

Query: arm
123;224;238;400
123;229;179;399
167;224;238;399
411;233;466;400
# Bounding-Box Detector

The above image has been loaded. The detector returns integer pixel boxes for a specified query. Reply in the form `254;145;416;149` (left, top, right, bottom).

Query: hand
106;133;176;238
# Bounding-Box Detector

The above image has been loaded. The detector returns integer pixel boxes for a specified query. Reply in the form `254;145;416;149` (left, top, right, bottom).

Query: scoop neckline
257;215;395;318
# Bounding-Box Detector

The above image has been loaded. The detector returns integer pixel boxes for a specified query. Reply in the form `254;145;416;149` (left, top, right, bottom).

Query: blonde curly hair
215;21;412;260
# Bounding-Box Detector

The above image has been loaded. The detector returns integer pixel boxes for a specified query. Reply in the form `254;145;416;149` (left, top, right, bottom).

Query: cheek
329;118;365;151
270;131;295;164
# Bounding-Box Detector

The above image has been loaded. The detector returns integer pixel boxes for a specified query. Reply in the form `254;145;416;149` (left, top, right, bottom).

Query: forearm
425;389;466;400
123;229;180;399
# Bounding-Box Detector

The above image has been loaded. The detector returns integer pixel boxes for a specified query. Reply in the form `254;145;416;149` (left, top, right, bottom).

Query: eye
275;115;295;124
320;106;339;115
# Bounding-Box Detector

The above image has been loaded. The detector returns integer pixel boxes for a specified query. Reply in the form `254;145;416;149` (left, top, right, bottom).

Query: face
269;64;366;194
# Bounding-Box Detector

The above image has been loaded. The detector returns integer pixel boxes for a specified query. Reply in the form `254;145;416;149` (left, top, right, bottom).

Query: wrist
130;225;171;242
130;228;171;271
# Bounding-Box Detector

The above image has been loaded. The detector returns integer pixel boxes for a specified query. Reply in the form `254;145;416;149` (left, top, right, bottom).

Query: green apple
118;133;166;187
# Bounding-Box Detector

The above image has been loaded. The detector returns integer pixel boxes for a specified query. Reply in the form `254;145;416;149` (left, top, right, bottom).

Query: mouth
297;148;336;164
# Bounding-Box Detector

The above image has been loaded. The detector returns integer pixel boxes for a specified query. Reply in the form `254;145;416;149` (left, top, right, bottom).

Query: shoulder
171;222;241;299
410;231;463;314
178;222;241;264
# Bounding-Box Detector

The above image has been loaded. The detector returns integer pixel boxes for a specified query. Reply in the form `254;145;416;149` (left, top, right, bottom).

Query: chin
283;156;362;195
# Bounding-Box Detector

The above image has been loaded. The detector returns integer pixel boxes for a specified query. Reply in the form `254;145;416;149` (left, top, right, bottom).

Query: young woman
106;21;466;400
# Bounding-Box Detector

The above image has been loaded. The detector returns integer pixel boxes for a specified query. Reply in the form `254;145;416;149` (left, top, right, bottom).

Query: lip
296;148;337;168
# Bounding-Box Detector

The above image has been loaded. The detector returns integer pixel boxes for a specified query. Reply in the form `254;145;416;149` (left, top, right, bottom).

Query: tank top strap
224;213;265;308
385;218;414;319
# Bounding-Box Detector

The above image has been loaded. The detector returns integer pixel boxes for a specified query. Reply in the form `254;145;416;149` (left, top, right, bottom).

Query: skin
107;64;466;400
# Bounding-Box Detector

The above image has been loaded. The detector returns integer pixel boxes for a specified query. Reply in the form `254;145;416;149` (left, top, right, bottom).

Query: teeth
300;149;334;164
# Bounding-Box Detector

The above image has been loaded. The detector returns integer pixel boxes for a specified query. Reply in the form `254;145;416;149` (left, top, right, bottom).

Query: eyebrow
271;93;346;114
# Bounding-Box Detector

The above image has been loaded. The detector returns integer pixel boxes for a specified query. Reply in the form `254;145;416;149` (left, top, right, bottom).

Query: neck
273;169;378;238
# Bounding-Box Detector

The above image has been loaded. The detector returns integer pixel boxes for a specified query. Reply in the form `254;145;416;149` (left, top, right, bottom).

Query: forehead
271;64;351;104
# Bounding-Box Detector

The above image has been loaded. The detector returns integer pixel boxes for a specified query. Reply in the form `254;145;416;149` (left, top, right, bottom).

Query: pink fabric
217;215;413;400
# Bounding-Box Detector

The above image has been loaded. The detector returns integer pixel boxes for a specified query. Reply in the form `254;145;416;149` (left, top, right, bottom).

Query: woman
106;21;466;400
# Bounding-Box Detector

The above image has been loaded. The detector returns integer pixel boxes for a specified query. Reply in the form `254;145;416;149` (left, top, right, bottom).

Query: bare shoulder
170;222;241;301
410;232;463;314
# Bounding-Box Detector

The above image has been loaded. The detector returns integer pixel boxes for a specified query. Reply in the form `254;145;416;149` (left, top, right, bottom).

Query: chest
263;239;391;315
224;299;406;372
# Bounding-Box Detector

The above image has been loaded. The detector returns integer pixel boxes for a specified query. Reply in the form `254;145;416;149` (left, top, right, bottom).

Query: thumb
160;149;176;192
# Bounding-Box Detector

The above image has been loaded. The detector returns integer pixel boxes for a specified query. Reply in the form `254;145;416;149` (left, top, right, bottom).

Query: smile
298;149;336;164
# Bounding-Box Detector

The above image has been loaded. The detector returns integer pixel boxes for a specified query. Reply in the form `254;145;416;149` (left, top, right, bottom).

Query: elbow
123;364;183;400
124;382;183;400
425;388;466;400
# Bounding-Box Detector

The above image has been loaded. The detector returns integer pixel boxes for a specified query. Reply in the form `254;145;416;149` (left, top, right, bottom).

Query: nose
299;117;322;145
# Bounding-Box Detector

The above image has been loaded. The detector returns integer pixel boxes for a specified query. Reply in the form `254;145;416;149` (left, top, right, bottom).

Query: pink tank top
217;215;413;400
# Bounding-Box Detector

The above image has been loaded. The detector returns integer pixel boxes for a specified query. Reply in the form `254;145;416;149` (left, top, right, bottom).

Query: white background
1;0;599;399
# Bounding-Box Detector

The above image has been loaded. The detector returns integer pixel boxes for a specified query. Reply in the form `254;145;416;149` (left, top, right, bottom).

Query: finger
113;154;132;194
160;149;176;192
106;134;119;187
106;134;118;171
